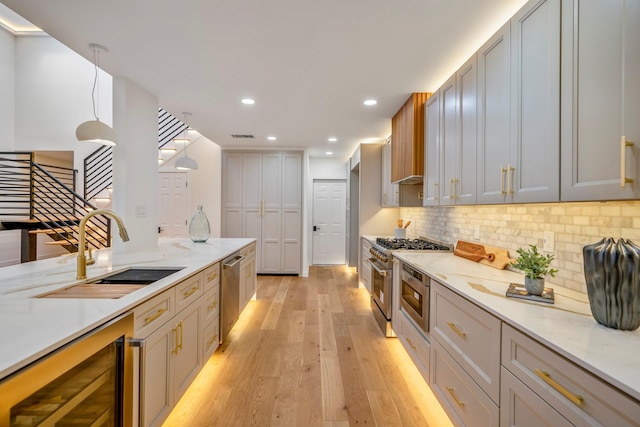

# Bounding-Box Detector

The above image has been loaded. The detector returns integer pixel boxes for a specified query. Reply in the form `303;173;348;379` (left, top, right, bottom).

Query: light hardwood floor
163;266;453;427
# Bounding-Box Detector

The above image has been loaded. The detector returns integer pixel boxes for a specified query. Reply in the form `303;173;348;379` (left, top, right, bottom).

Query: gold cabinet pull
621;136;634;187
508;164;515;195
184;286;199;298
207;334;219;347
500;166;507;195
207;301;218;312
534;369;584;406
207;271;218;282
406;337;417;350
177;321;183;352
450;178;459;200
446;386;465;407
447;321;467;338
172;326;180;354
144;308;167;325
434;182;439;201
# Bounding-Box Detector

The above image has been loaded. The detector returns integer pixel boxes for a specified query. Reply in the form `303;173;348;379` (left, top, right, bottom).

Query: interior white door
312;180;346;265
158;172;188;238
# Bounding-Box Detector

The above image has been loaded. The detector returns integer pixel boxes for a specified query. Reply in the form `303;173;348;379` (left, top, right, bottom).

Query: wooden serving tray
454;240;514;270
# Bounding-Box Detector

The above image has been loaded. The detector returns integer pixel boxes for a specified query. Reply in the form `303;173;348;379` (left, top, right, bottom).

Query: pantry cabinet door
262;153;283;209
561;0;640;200
477;22;511;204
510;0;560;203
221;153;243;208
242;153;262;209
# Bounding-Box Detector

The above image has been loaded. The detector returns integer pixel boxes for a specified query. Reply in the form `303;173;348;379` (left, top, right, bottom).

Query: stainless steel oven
367;237;451;338
399;261;430;336
368;255;393;337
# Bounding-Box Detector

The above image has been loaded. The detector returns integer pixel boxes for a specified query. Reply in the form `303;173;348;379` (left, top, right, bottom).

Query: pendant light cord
92;47;100;121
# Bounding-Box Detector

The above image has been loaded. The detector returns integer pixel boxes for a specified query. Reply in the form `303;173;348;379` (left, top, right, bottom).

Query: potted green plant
512;244;558;295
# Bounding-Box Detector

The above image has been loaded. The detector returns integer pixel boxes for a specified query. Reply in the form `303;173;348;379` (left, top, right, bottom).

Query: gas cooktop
374;237;453;252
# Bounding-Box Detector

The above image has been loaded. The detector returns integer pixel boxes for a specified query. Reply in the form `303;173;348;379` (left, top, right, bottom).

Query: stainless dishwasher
221;252;244;342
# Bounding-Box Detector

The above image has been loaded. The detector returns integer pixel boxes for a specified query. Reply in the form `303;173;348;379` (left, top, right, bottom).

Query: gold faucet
77;209;130;279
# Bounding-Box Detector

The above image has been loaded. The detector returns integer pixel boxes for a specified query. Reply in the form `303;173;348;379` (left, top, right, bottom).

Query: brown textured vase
583;238;640;330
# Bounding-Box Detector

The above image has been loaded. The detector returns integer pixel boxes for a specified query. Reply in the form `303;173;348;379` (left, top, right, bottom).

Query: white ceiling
0;0;527;161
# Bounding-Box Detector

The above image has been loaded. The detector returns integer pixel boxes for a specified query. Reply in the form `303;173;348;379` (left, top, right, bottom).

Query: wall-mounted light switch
543;231;554;252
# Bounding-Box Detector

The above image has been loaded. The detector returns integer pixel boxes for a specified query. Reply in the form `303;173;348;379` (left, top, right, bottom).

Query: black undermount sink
89;267;184;285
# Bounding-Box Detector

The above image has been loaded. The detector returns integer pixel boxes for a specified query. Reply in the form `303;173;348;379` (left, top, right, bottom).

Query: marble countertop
0;237;255;379
392;251;640;402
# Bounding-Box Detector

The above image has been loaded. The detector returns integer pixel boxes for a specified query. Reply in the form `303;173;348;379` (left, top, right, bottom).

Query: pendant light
76;43;118;146
175;112;199;170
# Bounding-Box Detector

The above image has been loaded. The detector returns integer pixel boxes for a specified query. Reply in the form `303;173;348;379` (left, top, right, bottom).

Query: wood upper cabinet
391;92;430;183
561;0;640;201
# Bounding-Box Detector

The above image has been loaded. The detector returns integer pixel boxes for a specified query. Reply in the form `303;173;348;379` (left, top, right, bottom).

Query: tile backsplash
400;201;640;294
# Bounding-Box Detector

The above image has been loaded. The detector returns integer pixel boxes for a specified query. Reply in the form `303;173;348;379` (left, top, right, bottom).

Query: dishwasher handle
223;254;245;269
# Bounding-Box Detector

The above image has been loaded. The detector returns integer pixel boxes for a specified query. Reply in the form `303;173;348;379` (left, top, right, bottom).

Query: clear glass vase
189;205;210;243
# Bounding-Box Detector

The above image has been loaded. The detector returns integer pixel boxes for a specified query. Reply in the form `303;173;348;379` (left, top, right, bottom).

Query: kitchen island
393;252;640;426
0;237;255;380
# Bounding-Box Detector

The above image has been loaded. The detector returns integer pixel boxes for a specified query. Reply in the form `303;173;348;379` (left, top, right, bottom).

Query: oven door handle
368;258;389;277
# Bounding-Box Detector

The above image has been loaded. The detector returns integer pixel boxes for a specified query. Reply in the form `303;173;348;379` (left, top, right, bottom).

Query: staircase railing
84;145;113;201
159;107;188;149
0;152;110;252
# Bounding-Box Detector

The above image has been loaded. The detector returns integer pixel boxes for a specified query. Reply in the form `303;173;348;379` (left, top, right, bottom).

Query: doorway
158;172;189;238
312;180;346;265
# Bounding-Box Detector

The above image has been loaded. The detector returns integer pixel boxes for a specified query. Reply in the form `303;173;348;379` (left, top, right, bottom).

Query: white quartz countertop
0;237;254;379
392;251;640;402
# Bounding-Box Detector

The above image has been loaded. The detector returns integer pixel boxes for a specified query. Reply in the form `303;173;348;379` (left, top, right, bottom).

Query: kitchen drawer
502;323;640;427
431;338;499;427
133;288;175;337
397;310;430;383
202;318;220;360
500;367;572;427
203;262;220;293
175;272;204;311
201;284;220;325
239;242;256;259
431;281;501;403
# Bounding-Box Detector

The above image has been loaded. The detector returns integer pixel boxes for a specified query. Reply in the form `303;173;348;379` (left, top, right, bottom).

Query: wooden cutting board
478;244;514;270
454;240;514;270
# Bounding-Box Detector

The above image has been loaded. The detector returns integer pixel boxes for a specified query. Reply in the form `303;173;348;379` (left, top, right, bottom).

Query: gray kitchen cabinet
423;90;441;206
441;54;478;206
477;0;560;204
222;151;302;274
476;21;511;204
560;0;640;201
239;242;256;312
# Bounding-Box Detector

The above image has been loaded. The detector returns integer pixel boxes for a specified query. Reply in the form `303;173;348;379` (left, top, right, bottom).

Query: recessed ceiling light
326;151;333;155
241;98;255;105
267;136;277;141
363;99;378;106
328;137;337;142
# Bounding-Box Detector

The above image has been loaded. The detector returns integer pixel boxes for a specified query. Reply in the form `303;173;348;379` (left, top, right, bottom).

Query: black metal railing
84;145;113;202
0;152;110;253
159;107;188;149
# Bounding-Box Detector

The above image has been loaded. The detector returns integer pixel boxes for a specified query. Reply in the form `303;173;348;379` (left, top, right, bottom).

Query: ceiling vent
231;134;254;139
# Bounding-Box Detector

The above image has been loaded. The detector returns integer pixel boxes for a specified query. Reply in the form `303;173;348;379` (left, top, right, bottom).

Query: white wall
112;77;159;253
14;35;111;177
0;28;15;151
159;134;223;238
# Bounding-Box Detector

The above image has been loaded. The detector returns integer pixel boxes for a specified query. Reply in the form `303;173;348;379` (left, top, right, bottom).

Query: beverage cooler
0;313;134;427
